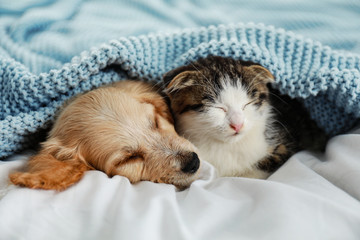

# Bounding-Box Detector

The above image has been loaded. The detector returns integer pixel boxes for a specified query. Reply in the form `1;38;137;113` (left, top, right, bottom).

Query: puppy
9;80;200;191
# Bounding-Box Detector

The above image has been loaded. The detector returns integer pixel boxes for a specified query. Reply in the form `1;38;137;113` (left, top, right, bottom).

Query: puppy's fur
10;80;200;190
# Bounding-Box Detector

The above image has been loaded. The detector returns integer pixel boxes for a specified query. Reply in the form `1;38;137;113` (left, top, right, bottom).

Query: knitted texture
1;22;360;159
1;0;360;159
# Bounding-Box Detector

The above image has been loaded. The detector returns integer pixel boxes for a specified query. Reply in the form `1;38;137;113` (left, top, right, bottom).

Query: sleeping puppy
9;80;200;191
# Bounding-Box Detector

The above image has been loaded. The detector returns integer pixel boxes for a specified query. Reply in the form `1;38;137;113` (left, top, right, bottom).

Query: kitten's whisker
270;105;282;115
273;119;292;137
148;80;165;94
257;91;290;107
268;92;291;106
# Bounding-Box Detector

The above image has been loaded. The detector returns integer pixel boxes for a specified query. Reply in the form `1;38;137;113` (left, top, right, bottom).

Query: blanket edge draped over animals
1;22;360;159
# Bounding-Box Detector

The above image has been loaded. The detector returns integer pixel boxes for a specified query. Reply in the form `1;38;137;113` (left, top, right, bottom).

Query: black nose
181;152;200;174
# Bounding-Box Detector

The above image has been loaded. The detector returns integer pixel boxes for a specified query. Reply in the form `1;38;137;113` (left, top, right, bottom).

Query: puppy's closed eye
109;151;145;181
123;151;144;163
126;154;143;161
113;151;144;169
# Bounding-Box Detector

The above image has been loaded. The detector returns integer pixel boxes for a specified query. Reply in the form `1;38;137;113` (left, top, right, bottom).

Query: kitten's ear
243;65;275;83
163;65;197;93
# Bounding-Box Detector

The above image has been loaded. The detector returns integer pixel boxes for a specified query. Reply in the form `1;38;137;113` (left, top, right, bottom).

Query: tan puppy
10;80;200;190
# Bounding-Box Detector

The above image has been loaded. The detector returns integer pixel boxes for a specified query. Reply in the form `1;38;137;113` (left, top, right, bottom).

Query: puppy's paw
9;172;47;189
9;171;79;191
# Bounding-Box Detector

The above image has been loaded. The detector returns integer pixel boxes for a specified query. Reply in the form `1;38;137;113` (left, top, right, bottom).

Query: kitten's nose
229;111;244;133
181;152;200;174
230;122;243;133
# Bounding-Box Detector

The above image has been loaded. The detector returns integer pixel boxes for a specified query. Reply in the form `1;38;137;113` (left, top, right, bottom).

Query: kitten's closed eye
215;106;227;112
242;99;257;110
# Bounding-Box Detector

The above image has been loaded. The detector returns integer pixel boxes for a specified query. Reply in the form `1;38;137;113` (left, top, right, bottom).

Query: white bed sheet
0;127;360;240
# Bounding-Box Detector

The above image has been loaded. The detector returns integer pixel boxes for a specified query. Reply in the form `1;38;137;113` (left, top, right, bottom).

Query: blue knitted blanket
1;0;360;159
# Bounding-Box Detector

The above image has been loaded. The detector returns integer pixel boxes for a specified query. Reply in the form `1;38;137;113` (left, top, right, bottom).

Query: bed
1;0;360;239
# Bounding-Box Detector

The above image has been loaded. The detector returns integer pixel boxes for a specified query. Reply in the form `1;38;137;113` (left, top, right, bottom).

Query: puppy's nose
181;152;200;174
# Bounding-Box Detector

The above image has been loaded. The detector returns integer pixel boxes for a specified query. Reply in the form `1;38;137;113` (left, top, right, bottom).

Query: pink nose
230;122;243;133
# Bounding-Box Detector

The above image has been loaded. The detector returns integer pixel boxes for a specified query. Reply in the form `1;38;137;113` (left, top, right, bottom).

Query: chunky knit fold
1;22;360;159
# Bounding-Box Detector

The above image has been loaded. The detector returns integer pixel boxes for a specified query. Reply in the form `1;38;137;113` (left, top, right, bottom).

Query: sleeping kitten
163;56;327;179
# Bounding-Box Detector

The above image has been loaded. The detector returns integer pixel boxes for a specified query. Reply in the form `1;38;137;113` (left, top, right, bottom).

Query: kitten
163;56;327;179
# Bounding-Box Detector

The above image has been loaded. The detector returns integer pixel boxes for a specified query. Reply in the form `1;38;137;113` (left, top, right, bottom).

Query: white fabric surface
0;127;360;240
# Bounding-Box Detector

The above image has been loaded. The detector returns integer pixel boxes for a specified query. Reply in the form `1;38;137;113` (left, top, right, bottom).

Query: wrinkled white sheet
0;127;360;240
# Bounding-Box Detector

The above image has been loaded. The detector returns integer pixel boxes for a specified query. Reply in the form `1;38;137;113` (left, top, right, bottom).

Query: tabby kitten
163;56;327;179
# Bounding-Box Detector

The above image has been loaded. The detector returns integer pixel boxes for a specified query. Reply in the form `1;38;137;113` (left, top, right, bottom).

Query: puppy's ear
163;65;197;93
141;95;174;124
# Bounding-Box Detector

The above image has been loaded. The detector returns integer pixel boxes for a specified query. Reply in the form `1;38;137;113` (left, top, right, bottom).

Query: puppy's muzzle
181;152;200;174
